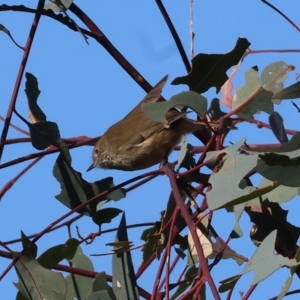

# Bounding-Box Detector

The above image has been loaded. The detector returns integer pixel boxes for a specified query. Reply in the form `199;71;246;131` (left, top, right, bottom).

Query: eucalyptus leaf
0;24;10;35
272;81;300;100
206;139;258;210
25;72;46;122
256;150;300;187
260;61;288;104
65;246;94;300
241;230;299;285
171;38;250;93
268;112;288;144
53;153;125;216
92;208;123;226
112;213;139;300
232;67;273;119
14;255;66;300
44;0;73;11
142;91;207;125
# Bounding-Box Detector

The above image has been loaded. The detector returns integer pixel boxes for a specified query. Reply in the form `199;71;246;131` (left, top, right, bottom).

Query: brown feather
90;75;204;171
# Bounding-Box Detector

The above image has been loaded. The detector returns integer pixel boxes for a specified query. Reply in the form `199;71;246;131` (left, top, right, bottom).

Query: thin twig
155;0;191;73
190;0;195;59
69;3;154;93
244;48;300;58
261;0;300;32
163;165;220;300
0;115;29;136
242;284;258;300
292;101;300;113
0;156;43;200
0;136;98;169
0;0;45;161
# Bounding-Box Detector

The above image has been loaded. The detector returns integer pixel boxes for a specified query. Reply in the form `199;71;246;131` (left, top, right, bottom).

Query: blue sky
1;1;300;299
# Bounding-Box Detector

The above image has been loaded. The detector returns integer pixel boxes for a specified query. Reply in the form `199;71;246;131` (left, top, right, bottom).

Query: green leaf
92;272;108;292
256;150;300;187
92;272;116;299
53;153;125;216
232;67;273;119
219;275;241;293
86;290;113;300
15;291;29;300
221;182;280;209
44;0;73;11
14;255;66;300
177;138;195;170
230;202;245;238
24;73;66;151
171;37;250;93
25;72;46;122
140;221;161;242
65;246;94;300
269;112;288;144
241;230;299;285
276;276;293;300
272;81;300;100
21;231;37;258
260;61;288;104
276;248;300;300
142;91;207;126
141;219;163;262
112;213;139;299
207;98;226;120
207;98;235;135
107;241;133;253
92;208;123;226
256;177;300;205
206;139;258;210
37;238;80;269
0;24;10;35
187;228;247;266
29;121;61;150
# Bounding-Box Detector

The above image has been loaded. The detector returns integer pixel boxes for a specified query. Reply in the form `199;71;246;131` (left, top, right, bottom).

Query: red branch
0;0;45;161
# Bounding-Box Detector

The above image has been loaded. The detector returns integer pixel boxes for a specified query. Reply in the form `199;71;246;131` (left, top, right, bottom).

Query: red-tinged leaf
220;59;242;108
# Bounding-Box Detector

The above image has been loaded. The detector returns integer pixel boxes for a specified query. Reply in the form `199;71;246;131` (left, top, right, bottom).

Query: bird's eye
94;148;99;154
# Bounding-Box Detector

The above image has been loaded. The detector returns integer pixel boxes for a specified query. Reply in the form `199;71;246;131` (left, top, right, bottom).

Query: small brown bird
87;75;205;171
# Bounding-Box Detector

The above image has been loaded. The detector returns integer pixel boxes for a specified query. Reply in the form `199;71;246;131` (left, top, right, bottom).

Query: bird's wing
141;111;188;139
113;75;189;144
122;74;169;120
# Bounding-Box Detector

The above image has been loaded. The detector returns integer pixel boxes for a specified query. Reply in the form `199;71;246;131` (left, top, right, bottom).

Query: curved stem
163;165;220;299
155;0;191;73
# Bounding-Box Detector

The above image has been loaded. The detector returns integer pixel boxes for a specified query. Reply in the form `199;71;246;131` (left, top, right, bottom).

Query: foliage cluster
1;1;300;299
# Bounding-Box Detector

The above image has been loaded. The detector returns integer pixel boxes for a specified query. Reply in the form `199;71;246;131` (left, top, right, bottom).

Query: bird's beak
87;163;95;172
